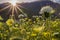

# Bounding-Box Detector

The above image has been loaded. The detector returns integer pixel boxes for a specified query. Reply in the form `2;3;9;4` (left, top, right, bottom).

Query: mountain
0;1;60;22
51;0;60;4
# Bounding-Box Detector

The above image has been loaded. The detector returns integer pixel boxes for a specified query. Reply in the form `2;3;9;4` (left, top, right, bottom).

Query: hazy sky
0;0;38;3
0;0;60;4
51;0;60;4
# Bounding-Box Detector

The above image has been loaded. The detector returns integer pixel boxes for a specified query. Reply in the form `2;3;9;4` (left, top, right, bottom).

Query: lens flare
0;0;27;19
9;0;17;6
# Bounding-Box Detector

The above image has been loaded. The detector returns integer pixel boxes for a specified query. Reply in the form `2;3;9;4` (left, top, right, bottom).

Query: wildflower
40;6;55;19
31;33;37;37
52;21;58;27
36;17;39;20
18;14;24;18
33;26;45;32
25;18;28;20
20;29;26;34
33;21;36;23
50;10;55;14
0;22;4;29
4;34;7;36
52;38;56;40
6;30;9;33
18;14;27;18
40;6;55;14
0;16;3;20
26;32;30;34
0;33;3;37
28;19;32;21
13;27;19;30
15;23;19;27
6;19;14;26
43;32;50;36
0;22;3;27
10;37;22;40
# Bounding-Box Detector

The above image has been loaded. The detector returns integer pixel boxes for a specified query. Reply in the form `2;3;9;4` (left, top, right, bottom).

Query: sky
0;0;60;4
51;0;60;3
51;0;60;4
0;0;38;3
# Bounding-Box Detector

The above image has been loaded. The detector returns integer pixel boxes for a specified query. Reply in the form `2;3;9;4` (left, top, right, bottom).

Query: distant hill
0;1;60;22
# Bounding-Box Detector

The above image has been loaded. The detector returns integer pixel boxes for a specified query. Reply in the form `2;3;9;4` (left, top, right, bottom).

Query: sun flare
9;0;17;6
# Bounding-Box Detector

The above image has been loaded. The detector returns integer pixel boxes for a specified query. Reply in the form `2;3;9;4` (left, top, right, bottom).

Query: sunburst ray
7;6;12;15
11;6;15;16
0;5;11;12
17;5;28;10
15;6;18;15
16;6;27;16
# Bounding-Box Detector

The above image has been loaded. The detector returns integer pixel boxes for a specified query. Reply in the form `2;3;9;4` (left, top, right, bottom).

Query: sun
0;0;27;19
9;0;17;6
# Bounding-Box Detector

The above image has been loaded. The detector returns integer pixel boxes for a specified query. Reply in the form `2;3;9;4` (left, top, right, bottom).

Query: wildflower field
0;17;60;40
0;5;60;40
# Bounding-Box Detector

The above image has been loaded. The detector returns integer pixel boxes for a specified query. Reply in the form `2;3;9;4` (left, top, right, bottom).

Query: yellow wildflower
0;16;3;20
4;34;7;36
6;19;14;26
0;22;3;28
52;38;57;40
0;33;3;37
33;26;45;32
25;18;28;20
6;30;9;33
50;10;55;14
15;24;19;27
52;21;58;27
31;33;37;37
28;19;31;21
10;37;21;40
43;32;50;36
26;32;30;34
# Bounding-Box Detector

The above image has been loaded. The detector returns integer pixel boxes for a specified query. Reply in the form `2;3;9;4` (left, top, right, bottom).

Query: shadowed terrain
0;1;60;22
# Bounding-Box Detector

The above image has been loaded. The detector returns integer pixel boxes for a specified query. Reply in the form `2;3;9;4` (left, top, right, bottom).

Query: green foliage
0;16;3;20
0;17;60;40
